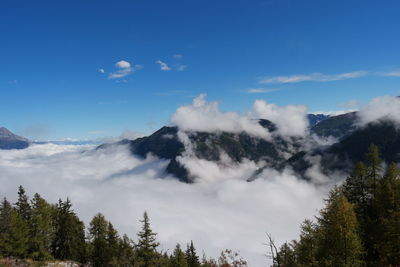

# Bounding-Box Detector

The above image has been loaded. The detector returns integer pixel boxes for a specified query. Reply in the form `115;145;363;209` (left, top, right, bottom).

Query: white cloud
176;65;188;71
99;69;105;73
173;54;183;59
115;60;131;69
109;69;133;79
156;60;171;71
383;71;400;77
245;88;279;94
260;71;368;84
171;94;271;139
358;95;400;126
249;100;309;137
108;60;142;79
0;143;327;266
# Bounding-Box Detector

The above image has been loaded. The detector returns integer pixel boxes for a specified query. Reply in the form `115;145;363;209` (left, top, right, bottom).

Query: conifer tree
29;193;54;260
170;244;188;267
375;162;400;265
118;234;135;267
0;198;13;257
107;221;120;265
343;162;369;205
274;242;297;267
136;211;160;267
15;185;31;221
52;198;86;262
295;219;317;267
88;213;109;267
316;188;363;267
8;208;30;258
186;241;200;267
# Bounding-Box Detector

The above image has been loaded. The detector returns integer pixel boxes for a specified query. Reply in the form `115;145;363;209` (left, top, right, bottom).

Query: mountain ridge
0;127;30;150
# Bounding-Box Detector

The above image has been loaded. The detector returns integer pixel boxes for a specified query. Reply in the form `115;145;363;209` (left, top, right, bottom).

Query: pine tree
118;234;135;267
88;213;110;267
0;198;13;257
0;197;30;258
374;162;400;265
15;185;31;221
107;221;120;265
136;211;160;267
29;193;54;260
274;242;297;267
343;162;369;205
8;208;30;258
170;244;188;267
295;219;317;266
316;188;363;267
52;198;86;262
186;241;200;267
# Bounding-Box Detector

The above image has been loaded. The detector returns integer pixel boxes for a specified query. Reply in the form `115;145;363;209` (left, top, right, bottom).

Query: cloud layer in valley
0;143;327;266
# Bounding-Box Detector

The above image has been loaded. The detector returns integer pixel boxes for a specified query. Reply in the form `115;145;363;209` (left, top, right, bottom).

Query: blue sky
1;0;400;140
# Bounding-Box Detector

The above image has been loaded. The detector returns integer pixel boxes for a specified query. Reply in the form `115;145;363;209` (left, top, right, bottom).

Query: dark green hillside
311;112;357;139
98;119;300;182
289;119;400;177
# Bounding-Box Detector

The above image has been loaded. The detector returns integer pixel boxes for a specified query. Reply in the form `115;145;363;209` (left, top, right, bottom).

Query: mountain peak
0;127;30;149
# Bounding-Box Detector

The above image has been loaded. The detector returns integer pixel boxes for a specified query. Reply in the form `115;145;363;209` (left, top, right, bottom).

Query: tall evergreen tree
0;195;30;259
88;213;110;267
295;219;317;267
186;241;200;267
7;208;30;258
52;198;86;262
0;198;13;257
374;162;400;265
316;188;363;267
107;221;120;265
136;211;160;267
29;193;54;260
15;185;31;221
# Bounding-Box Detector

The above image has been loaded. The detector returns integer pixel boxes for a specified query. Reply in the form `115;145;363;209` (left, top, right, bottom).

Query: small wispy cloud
260;71;368;84
98;68;105;73
173;54;183;59
108;60;143;79
176;64;188;71
156;60;171;71
245;88;280;94
382;71;400;77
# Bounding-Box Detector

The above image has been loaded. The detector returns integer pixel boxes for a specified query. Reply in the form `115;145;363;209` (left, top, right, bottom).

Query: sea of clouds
0;143;327;266
2;94;398;265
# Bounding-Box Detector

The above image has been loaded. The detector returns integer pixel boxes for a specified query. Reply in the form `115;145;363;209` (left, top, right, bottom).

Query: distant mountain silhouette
0;127;30;149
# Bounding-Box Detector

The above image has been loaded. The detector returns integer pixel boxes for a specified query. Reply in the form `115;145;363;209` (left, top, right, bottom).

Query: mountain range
100;112;400;182
4;111;399;183
96;112;393;182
